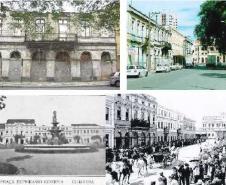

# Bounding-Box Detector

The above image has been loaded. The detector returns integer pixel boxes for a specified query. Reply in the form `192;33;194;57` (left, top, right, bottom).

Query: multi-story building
107;94;157;149
193;40;226;65
0;119;104;145
127;5;172;70
0;123;5;143
170;28;187;65
35;124;73;143
106;94;197;149
183;37;193;64
156;105;182;143
181;116;196;140
157;12;178;29
105;96;115;148
71;123;105;145
0;8;116;82
156;105;196;143
202;113;226;139
3;119;36;144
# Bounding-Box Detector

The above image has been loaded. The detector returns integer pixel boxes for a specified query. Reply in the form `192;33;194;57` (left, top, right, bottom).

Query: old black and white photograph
0;95;105;176
106;92;226;185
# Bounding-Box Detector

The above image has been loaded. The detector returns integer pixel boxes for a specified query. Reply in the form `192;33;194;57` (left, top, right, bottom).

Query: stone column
46;59;55;81
92;51;101;81
71;51;81;81
1;58;9;80
22;59;31;81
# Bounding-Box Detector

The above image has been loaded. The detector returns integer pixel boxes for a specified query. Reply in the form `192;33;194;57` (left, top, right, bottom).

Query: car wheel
137;72;140;78
145;72;148;77
115;81;120;87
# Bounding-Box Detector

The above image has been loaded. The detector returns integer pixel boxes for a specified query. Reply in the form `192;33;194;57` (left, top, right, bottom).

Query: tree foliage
195;1;226;53
0;96;6;110
1;0;119;31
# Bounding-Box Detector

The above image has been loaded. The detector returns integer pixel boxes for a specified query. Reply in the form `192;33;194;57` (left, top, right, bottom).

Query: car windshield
127;66;135;69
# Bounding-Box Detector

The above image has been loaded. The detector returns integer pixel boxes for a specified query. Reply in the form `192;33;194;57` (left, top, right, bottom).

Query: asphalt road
128;69;226;90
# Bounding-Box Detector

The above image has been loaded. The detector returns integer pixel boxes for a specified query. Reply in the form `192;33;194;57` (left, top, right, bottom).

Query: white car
164;64;171;72
127;65;148;77
175;64;183;70
170;65;177;71
156;64;171;72
156;64;166;72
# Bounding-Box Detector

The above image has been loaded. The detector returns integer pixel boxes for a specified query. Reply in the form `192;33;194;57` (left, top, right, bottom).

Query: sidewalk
0;81;109;88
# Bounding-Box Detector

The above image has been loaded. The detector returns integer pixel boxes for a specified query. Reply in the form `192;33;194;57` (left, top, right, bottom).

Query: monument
15;111;97;153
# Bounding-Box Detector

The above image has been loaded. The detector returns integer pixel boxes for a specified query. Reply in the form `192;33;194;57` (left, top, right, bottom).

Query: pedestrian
169;175;179;185
160;172;167;185
193;163;201;183
196;179;203;185
184;163;191;185
178;164;185;185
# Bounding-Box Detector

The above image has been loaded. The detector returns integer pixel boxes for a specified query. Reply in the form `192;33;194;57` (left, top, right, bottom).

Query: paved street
130;144;201;185
128;69;226;90
0;85;119;90
0;81;119;90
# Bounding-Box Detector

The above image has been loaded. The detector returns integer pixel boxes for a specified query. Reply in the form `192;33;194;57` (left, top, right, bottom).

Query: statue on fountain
47;111;68;145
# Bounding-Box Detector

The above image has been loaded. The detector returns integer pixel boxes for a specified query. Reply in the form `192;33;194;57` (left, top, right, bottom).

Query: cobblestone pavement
128;69;226;90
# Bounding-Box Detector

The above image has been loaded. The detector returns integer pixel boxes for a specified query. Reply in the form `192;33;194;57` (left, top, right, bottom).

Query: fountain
16;111;97;153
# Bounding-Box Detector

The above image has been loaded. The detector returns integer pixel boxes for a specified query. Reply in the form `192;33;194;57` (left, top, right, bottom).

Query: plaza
0;148;105;175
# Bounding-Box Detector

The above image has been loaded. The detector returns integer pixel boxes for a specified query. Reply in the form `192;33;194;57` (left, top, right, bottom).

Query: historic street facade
0;10;117;82
202;113;226;139
106;94;157;148
127;5;172;70
156;105;196;143
106;94;196;149
0;119;105;145
193;40;226;65
127;5;193;71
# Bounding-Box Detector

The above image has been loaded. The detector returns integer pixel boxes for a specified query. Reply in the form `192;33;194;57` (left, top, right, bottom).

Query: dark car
110;72;120;87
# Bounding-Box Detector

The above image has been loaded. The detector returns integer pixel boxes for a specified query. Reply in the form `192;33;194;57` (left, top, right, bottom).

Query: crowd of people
105;139;226;185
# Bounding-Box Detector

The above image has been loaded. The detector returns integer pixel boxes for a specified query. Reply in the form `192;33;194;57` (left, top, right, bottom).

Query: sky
130;0;204;40
149;91;226;128
0;95;106;126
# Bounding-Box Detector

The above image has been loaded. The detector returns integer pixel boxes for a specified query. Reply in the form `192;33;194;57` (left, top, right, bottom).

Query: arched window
10;51;21;59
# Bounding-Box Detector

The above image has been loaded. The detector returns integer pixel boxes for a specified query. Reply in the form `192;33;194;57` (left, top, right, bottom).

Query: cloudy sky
149;91;226;128
130;0;204;40
0;95;105;126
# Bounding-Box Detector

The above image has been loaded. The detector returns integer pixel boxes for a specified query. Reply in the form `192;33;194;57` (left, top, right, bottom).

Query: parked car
185;63;194;68
156;64;166;72
175;64;183;70
110;72;120;87
156;64;171;72
170;65;177;71
127;65;148;77
164;64;171;72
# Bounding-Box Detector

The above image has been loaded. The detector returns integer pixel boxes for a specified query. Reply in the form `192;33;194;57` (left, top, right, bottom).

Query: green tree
195;1;226;54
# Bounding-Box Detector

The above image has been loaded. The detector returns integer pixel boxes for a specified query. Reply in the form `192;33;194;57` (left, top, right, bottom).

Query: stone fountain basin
16;144;98;153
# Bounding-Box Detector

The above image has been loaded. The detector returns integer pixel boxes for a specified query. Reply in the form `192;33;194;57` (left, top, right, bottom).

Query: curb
0;81;110;88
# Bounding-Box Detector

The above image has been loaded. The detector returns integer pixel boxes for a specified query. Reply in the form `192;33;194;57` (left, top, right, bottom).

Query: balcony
115;120;130;129
78;36;115;46
24;33;78;50
0;30;25;42
131;119;150;130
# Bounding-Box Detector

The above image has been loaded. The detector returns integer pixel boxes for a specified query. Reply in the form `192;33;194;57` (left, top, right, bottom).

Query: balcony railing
25;32;77;42
24;33;78;50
